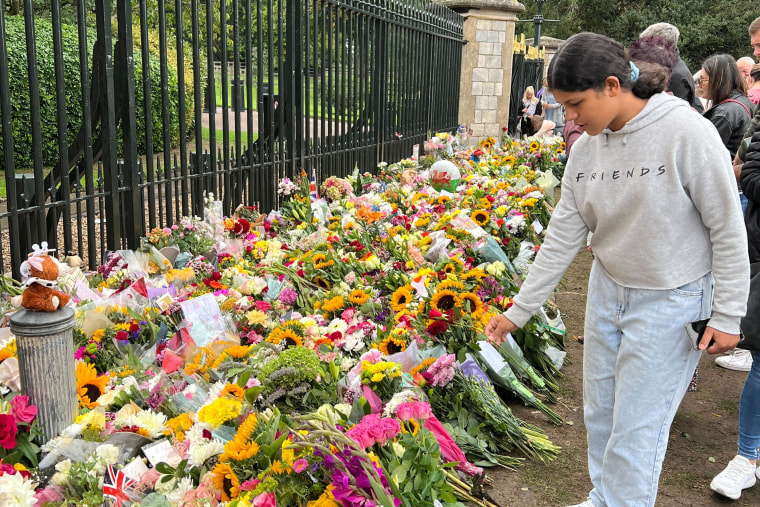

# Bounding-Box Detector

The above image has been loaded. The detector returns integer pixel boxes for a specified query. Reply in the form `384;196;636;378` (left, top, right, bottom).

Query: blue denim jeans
584;261;712;507
738;350;760;460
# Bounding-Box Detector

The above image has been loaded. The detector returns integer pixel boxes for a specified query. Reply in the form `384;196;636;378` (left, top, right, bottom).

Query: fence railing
0;0;464;279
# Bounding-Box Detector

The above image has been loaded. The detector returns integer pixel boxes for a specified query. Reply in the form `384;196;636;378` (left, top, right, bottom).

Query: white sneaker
715;349;753;372
566;500;594;507
710;455;757;499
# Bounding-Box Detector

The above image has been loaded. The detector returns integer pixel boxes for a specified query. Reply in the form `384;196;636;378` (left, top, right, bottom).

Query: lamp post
518;0;560;48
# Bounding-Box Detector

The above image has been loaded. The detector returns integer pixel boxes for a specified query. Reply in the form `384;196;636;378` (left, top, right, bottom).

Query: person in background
748;64;760;105
738;56;756;84
719;17;760;373
562;119;585;157
700;54;753;160
485;32;749;507
520;86;541;137
694;71;711;110
538;77;560;123
641;22;704;112
709;108;760;502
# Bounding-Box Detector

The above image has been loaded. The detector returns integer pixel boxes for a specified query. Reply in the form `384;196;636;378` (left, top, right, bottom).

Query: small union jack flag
102;463;136;507
309;168;319;201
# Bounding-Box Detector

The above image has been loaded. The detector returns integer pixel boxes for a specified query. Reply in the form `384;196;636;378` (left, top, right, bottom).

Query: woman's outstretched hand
485;314;518;345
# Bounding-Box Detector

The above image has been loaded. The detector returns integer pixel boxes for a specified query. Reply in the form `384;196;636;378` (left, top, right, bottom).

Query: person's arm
681;118;750;346
737;102;760;161
706;111;733;149
740;127;760;201
487;161;589;344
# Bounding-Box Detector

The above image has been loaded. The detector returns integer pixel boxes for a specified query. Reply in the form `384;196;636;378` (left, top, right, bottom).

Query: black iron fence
0;0;464;279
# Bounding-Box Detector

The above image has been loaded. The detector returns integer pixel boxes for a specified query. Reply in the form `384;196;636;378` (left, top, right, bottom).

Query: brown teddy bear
20;243;71;312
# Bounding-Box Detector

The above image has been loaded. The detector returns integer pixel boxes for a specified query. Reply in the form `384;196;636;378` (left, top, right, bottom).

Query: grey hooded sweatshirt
505;92;750;335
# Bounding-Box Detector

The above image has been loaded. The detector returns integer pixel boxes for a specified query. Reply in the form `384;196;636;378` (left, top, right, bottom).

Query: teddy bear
20;243;71;312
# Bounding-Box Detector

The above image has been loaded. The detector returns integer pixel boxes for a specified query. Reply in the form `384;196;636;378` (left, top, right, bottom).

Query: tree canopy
516;0;759;72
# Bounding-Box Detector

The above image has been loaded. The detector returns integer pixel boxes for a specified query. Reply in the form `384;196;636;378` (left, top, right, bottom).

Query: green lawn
201;127;257;145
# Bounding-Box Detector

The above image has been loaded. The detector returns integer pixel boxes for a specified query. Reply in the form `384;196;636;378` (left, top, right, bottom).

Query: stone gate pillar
438;0;525;140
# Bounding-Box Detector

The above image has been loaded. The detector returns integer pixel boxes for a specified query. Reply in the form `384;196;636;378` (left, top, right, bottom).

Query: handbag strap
721;98;752;117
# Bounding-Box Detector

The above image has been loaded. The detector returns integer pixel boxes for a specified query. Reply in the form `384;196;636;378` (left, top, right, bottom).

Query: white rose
95;444;120;464
54;459;72;474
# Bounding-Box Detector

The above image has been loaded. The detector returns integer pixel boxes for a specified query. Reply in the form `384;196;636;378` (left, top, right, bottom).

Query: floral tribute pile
0;133;568;506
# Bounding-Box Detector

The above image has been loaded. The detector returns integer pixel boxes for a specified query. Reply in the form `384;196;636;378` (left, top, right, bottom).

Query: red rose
0;414;18;449
129;322;140;333
426;320;448;336
10;395;37;424
115;330;129;341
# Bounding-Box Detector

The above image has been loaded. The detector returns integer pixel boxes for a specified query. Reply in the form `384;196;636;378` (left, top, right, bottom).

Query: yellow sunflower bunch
348;288;370;306
390;284;414;313
266;321;306;348
375;328;408;355
409;357;436;376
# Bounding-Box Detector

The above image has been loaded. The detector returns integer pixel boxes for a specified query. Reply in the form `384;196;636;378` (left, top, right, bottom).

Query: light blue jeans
738;350;760;460
584;261;711;507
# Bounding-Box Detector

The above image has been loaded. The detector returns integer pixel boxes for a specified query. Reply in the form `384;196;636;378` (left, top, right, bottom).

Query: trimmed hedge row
1;15;190;169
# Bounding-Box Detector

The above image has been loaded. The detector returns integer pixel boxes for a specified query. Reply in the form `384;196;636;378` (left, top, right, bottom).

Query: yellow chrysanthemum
198;397;243;428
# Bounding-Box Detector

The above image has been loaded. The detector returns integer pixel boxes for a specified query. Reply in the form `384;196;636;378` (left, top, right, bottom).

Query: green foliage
517;0;759;72
1;15;94;168
1;15;190;168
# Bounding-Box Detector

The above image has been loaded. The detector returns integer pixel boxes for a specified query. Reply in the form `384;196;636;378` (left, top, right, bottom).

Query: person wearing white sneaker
710;455;757;499
715;349;753;371
485;32;750;507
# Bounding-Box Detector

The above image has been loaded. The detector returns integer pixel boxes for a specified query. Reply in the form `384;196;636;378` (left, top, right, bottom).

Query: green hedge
1;15;188;169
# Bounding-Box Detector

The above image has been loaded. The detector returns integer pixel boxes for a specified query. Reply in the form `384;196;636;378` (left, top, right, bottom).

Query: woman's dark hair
627;36;677;98
702;54;747;104
548;32;666;99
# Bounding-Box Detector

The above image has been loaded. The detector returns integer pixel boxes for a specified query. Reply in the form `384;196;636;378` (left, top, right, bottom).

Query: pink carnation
253;491;276;507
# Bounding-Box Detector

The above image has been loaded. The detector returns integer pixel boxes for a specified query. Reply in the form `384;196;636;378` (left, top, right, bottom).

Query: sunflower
529;141;540;152
409;357;436;375
312;252;327;266
471;210;490;227
313;276;331;290
266;328;303;347
349;289;370;305
221;383;246;400
400;418;420;436
559;141;567;150
235;413;259;443
460;292;484;315
224;345;251;359
442;262;460;275
224;439;260;461
436;279;464;292
270;459;289;475
76;361;109;409
378;335;407;355
213;461;241;501
315;258;335;270
430;289;460;312
390;285;414;312
460;267;486;281
322;295;345;313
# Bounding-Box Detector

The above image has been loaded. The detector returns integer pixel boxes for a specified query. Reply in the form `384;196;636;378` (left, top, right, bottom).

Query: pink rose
0;414;17;449
255;301;272;312
253;491;276;507
380;417;401;441
10;395;37;424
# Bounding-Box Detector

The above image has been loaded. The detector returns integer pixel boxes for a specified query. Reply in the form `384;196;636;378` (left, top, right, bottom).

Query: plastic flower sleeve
473;236;517;273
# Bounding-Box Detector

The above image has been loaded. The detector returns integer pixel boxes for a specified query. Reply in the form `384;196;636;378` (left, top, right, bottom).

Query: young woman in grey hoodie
485;32;750;507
